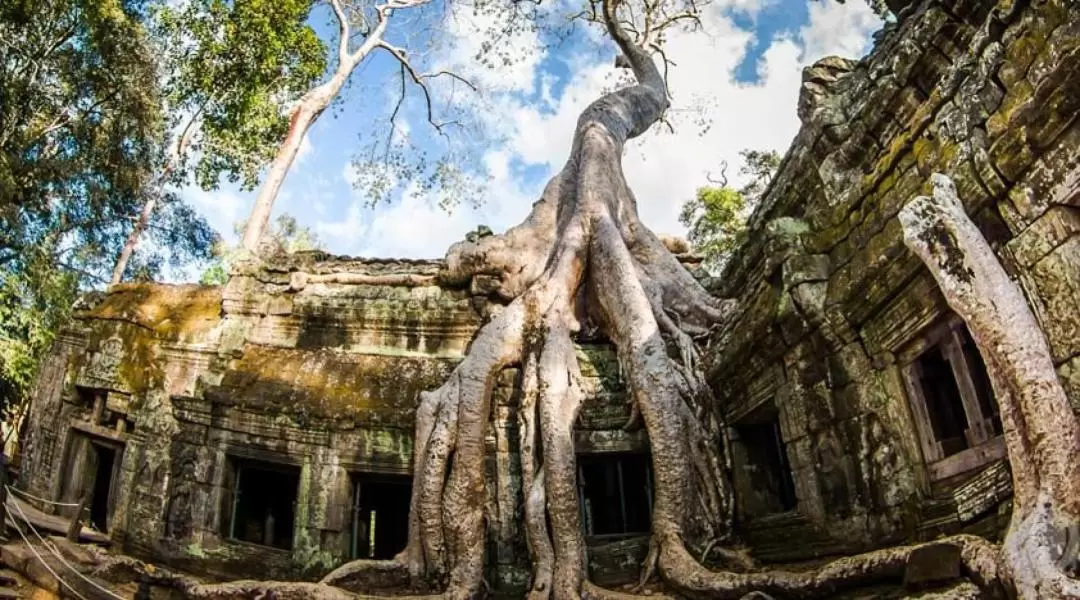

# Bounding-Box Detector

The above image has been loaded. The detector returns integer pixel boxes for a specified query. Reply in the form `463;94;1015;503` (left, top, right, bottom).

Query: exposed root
655;533;1007;599
520;349;555;600
319;559;411;591
581;580;677;600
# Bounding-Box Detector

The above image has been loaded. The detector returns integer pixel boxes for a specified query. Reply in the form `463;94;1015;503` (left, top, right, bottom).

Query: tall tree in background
236;0;534;253
0;0;166;418
679;149;780;272
237;0;439;253
109;0;327;284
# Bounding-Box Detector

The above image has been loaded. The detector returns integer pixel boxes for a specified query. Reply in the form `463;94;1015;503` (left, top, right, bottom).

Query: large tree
235;0;513;253
109;0;327;284
177;1;1017;599
0;0;214;418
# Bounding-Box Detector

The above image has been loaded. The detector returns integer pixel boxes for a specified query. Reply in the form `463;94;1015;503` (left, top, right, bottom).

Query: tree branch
328;0;352;67
376;41;476;135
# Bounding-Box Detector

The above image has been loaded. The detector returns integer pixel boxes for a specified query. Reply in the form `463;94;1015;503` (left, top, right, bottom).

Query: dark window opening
350;474;412;560
88;444;116;532
224;459;299;550
736;417;797;515
903;317;1005;478
914;346;971;457
75;387;99;409
959;328;1002;437
577;454;653;539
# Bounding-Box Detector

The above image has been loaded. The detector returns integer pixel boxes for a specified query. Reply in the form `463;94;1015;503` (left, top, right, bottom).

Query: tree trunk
110;111;202;285
239;94;323;253
899;174;1080;599
238;0;392;255
110;193;158;285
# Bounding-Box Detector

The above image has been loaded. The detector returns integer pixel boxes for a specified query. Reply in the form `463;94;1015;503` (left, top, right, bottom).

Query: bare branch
376;41;476;135
705;160;728;186
388;63;408;138
423;70;478;92
328;0;352;67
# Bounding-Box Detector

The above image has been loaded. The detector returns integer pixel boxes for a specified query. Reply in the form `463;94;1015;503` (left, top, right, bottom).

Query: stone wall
18;252;646;591
707;0;1079;564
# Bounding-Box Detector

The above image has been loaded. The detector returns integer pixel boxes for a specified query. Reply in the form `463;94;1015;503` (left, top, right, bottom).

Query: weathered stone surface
903;542;962;589
709;0;1080;565
15;0;1080;588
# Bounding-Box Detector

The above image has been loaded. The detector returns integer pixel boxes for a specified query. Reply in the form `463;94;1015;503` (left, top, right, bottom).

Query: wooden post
67;493;89;542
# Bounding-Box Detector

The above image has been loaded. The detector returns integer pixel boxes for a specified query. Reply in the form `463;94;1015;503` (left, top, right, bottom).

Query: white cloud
462;2;878;240
436;5;546;94
716;0;779;20
800;0;882;63
323;149;538;259
182;186;247;242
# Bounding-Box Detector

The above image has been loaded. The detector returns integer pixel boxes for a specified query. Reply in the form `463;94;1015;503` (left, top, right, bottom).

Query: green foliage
0;0;167;416
679;149;781;272
200;214;323;285
112;0;328;282
150;0;326;191
0;0;331;412
0;0;162;265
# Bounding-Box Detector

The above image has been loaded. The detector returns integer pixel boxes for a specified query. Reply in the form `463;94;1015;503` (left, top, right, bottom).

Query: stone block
469;274;501;297
903;542;962;590
23;558;59;594
266;295;294;316
1057;355;1080;414
783;254;832;288
1030;236;1080;362
0;545;31;572
44;537;97;566
1006;206;1080;267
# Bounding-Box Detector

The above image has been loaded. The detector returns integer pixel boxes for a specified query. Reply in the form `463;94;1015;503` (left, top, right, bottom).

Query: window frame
348;472;412;560
220;456;301;551
900;315;1006;481
576;453;654;542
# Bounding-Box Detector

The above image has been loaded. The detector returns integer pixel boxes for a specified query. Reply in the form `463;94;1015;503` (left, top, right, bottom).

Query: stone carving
84;336;123;384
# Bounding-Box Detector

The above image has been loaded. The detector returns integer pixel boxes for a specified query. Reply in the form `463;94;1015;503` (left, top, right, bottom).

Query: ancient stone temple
15;0;1080;595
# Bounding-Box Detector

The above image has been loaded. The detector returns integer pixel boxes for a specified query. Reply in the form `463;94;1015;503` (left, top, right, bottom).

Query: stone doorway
349;474;411;560
59;431;123;532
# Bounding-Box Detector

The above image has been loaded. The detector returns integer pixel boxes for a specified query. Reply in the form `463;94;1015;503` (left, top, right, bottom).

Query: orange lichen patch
205;344;456;424
86;283;223;340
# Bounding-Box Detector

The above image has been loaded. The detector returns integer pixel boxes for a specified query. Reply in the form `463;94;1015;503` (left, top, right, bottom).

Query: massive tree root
899;175;1080;599
177;4;1031;600
316;6;1012;600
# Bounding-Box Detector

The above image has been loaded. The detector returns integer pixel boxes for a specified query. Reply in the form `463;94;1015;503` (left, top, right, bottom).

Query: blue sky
179;0;882;276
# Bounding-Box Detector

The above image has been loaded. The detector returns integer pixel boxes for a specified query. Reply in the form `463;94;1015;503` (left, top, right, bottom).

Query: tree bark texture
110;111;203;285
899;173;1080;599
111;191;159;285
238;90;326;253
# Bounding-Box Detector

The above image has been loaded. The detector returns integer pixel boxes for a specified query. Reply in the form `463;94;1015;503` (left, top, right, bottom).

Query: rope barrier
6;493;127;600
6;485;81;507
5;504;90;600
